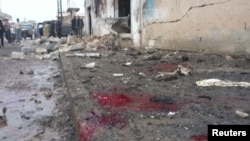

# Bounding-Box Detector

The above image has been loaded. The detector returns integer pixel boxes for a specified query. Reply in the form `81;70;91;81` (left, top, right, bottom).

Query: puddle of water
0;60;60;140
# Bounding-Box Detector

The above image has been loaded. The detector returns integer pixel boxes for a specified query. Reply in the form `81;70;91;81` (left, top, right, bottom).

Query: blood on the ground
81;90;190;141
90;91;187;112
190;134;208;141
91;92;130;107
78;111;126;141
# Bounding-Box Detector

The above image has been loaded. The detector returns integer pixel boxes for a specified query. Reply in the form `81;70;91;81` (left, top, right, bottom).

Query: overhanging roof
67;8;80;12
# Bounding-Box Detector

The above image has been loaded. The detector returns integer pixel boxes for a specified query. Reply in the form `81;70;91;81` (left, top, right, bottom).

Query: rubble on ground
16;34;117;60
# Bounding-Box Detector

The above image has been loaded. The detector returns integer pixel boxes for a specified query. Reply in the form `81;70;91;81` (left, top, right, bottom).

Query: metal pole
57;0;63;20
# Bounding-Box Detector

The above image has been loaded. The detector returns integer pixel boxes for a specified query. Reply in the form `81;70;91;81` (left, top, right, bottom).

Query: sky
0;0;84;23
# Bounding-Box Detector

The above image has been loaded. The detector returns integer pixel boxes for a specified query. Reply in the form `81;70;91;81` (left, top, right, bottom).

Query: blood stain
78;111;126;141
190;134;208;141
91;92;187;112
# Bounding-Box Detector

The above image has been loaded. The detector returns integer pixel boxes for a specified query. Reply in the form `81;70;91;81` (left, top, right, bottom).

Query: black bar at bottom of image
208;125;250;141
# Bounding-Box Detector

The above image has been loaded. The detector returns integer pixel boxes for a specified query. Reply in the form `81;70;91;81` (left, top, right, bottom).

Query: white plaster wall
106;0;115;18
142;0;250;55
130;0;141;47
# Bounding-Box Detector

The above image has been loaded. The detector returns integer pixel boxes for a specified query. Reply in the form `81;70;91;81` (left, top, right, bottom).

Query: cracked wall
142;0;250;55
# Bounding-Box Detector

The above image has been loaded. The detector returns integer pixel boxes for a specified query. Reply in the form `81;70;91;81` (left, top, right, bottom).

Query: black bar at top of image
208;125;250;141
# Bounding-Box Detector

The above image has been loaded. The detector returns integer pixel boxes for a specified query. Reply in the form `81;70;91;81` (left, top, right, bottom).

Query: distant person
71;15;77;35
15;18;22;43
49;21;56;37
43;23;50;37
0;20;5;47
3;19;11;44
77;16;84;38
56;17;62;38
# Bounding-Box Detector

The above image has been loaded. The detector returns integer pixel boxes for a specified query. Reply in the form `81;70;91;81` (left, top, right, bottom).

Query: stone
149;95;173;104
11;52;26;60
36;47;48;54
21;46;37;53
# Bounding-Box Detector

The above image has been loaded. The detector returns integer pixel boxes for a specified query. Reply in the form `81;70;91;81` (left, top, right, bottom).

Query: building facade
85;0;250;55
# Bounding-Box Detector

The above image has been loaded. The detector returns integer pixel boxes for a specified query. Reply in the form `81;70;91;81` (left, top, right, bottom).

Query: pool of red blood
79;89;189;141
190;134;208;141
90;91;187;112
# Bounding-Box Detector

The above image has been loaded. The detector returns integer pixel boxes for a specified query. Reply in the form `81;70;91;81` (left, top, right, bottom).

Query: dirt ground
60;45;250;141
0;42;76;141
1;38;250;141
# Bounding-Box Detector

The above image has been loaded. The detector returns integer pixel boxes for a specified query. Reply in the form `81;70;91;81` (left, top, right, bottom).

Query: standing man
3;19;11;44
77;16;84;38
56;17;62;38
49;21;56;37
0;20;5;48
15;18;22;43
71;15;77;36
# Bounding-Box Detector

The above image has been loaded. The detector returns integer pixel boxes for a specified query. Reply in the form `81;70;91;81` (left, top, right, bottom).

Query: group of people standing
48;17;62;38
0;15;84;48
71;15;84;38
48;15;83;39
0;18;23;48
0;19;13;48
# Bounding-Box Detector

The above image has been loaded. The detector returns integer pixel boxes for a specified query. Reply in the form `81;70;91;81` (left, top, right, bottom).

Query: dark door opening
118;0;130;17
88;6;92;35
117;0;131;32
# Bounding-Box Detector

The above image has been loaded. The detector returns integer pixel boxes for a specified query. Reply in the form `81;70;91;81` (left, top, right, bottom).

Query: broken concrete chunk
236;110;249;118
36;47;48;54
168;112;176;116
154;75;177;81
138;72;146;78
58;38;67;44
47;42;58;52
113;73;124;77
70;43;85;51
178;65;191;76
11;52;26;60
66;53;101;58
144;54;162;60
196;79;250;87
81;62;96;69
67;35;77;45
21;46;37;53
123;62;132;66
156;70;179;78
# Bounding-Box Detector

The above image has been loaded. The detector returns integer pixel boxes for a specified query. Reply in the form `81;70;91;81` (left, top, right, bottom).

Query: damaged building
84;0;250;55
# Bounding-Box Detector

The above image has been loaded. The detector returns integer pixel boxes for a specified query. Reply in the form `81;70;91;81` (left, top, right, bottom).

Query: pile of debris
11;34;118;60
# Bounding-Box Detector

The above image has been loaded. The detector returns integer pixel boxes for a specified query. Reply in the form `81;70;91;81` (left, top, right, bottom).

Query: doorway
118;0;130;17
114;0;131;32
88;6;92;35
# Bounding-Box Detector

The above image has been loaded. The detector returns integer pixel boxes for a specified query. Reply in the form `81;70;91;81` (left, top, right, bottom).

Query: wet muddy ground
1;39;250;141
0;42;76;141
61;47;250;141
